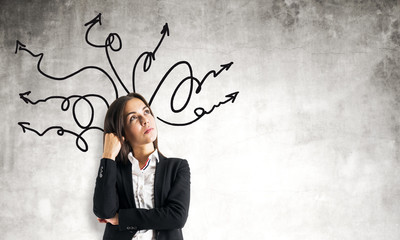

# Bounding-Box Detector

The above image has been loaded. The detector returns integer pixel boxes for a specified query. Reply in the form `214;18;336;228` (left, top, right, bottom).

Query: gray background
1;0;400;239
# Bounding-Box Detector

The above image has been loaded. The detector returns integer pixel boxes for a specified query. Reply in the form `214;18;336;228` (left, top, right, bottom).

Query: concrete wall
1;0;399;239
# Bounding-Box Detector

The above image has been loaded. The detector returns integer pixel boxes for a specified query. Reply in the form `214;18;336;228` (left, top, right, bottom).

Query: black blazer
93;154;190;240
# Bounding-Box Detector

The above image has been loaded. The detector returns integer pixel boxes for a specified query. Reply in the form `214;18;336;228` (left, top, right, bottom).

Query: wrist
102;153;116;160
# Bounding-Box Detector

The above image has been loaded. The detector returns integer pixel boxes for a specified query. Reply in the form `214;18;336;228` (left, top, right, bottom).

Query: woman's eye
130;116;137;122
144;109;150;114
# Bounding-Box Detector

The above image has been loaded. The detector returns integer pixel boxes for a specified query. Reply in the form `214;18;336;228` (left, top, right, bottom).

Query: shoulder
161;156;189;166
160;156;190;174
161;157;190;183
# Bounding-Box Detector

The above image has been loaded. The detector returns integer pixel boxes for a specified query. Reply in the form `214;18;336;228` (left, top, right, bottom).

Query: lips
144;128;153;134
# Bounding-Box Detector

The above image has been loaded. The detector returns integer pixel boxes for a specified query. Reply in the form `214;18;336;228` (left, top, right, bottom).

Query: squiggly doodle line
16;13;239;152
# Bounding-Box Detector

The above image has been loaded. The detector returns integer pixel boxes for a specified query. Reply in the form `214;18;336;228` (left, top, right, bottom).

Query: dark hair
103;92;159;164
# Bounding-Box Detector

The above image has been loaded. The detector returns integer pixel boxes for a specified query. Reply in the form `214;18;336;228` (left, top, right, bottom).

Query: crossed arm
93;158;190;231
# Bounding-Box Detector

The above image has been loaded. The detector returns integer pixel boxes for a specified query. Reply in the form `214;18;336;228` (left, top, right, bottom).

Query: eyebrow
125;106;149;118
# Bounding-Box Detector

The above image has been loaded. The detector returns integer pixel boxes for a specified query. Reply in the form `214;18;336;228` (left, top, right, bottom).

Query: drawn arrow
84;13;108;48
19;91;32;104
160;23;169;36
196;62;234;93
152;23;170;60
157;90;239;127
14;40;43;58
15;40;26;54
84;13;102;27
220;62;233;72
18;122;30;133
224;91;239;104
17;121;102;152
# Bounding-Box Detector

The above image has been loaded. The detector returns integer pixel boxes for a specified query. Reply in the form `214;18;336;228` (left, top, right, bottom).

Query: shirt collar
128;149;160;165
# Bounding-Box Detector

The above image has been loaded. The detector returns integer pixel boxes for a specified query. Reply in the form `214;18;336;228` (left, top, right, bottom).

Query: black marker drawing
16;13;239;152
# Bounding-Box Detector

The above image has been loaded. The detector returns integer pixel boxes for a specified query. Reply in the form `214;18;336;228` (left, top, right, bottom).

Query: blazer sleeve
93;158;119;219
118;159;190;231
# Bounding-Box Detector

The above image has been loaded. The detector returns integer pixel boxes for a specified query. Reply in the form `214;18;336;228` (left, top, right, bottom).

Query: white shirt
128;150;159;240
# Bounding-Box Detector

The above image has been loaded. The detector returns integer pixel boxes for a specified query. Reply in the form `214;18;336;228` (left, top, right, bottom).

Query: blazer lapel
154;154;167;208
120;161;136;208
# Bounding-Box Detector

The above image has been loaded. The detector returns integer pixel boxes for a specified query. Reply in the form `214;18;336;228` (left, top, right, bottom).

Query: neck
132;143;155;166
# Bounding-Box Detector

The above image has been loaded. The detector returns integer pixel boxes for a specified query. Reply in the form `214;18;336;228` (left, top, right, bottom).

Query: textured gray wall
1;0;400;239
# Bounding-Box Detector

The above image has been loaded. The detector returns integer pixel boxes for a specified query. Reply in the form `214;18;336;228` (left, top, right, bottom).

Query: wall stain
372;53;400;162
373;55;400;100
271;0;300;28
390;20;400;47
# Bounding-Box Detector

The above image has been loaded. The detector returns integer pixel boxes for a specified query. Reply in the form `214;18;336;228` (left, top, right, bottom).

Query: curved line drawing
16;13;239;152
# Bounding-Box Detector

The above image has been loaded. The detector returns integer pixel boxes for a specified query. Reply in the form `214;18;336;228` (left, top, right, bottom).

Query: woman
93;93;190;240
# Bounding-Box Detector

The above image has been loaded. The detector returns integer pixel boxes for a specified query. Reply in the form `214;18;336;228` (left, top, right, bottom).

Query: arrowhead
15;40;26;54
160;23;169;36
84;13;102;27
19;91;31;103
225;91;239;103
18;122;30;133
220;62;233;71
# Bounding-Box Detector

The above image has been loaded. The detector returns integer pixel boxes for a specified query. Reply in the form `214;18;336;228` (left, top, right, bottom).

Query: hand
102;133;124;160
97;213;119;225
106;213;119;225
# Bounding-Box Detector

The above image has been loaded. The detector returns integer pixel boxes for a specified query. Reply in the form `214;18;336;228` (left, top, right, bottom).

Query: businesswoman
93;93;190;240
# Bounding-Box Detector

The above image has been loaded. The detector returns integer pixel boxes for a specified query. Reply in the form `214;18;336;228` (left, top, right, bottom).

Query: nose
140;116;149;126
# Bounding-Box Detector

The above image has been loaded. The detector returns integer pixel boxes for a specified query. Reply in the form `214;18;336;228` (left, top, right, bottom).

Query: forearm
119;160;190;231
119;202;189;230
93;158;119;219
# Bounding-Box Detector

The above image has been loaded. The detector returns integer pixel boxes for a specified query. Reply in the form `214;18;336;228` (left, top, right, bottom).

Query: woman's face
123;97;158;148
